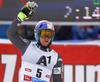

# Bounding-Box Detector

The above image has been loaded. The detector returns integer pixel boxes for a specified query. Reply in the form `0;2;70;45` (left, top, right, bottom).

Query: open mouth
44;41;48;42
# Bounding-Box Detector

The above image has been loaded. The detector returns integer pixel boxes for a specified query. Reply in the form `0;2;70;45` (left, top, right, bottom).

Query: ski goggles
39;29;53;38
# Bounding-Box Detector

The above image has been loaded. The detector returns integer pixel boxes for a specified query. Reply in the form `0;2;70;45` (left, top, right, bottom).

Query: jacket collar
35;42;52;52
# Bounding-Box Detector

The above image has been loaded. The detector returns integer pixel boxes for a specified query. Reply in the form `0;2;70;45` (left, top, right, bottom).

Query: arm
6;17;30;55
52;54;63;82
6;1;38;55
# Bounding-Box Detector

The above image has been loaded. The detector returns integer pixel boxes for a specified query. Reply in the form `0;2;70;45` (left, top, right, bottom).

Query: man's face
39;36;51;46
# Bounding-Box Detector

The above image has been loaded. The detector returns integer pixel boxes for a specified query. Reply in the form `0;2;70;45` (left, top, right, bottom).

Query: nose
45;35;50;39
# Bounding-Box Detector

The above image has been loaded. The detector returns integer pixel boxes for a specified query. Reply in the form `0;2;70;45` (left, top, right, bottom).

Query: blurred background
0;24;100;41
0;0;100;42
0;0;100;82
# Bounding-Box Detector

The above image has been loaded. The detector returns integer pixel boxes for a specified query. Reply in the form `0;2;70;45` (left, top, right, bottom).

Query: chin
44;44;49;46
43;43;49;46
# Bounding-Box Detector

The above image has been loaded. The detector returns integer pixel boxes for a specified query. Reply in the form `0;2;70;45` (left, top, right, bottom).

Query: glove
18;1;38;21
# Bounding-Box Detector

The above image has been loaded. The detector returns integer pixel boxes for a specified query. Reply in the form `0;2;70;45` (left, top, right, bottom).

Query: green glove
18;1;38;21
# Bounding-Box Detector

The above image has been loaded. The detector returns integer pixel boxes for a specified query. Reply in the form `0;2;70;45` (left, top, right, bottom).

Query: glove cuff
18;12;27;21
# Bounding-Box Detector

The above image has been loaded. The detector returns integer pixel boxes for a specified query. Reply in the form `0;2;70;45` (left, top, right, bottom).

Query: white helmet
34;20;55;41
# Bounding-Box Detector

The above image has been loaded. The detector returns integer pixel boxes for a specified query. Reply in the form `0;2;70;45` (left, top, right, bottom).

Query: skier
7;1;63;82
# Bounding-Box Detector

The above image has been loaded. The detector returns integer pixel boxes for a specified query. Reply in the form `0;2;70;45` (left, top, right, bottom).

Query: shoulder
57;54;63;63
24;42;36;52
51;49;63;63
51;49;62;59
51;49;58;54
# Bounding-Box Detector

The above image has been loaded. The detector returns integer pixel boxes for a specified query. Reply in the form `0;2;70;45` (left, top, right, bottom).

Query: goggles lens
39;29;53;38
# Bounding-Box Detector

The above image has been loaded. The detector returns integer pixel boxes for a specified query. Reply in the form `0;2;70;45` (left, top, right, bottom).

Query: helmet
34;20;55;41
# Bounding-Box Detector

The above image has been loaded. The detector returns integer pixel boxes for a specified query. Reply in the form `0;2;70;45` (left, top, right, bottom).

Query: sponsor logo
24;75;32;81
32;77;47;82
64;65;100;82
24;75;47;82
25;68;32;72
53;67;61;74
45;75;50;78
58;58;62;61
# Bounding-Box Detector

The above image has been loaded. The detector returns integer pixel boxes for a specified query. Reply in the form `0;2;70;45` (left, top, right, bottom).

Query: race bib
21;62;52;82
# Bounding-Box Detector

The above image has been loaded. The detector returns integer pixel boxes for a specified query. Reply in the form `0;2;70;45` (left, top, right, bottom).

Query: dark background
0;0;100;21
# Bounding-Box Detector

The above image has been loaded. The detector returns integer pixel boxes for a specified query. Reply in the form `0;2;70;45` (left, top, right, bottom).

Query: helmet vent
39;25;43;28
